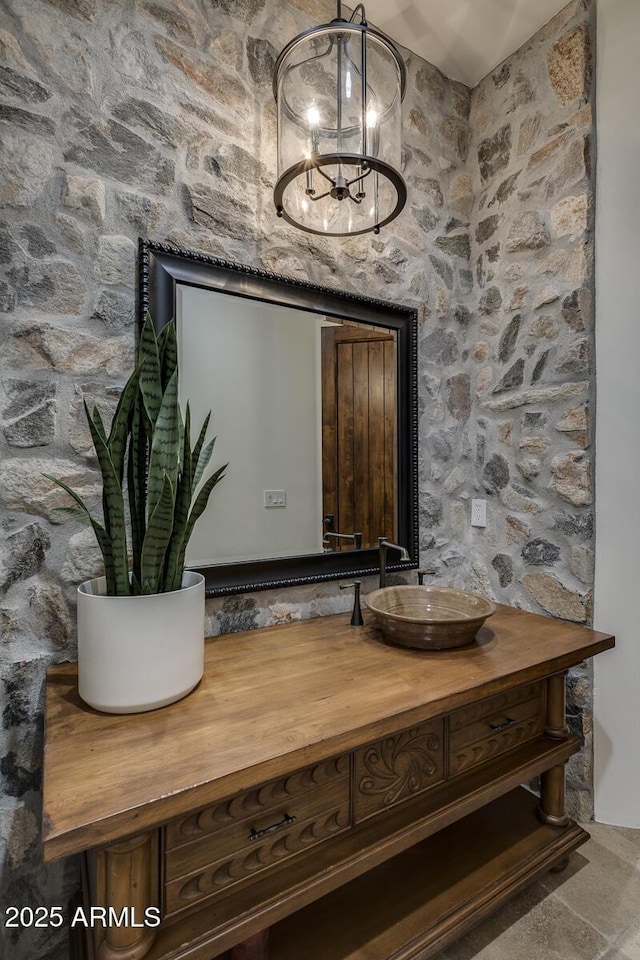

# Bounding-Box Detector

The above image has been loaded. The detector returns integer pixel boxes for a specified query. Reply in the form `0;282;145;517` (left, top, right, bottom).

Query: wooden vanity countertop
42;604;614;863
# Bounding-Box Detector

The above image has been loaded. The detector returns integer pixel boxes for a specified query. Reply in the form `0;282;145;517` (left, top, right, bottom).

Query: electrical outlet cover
471;499;487;527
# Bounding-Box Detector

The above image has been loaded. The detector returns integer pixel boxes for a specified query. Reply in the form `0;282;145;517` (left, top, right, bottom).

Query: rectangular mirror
139;239;418;596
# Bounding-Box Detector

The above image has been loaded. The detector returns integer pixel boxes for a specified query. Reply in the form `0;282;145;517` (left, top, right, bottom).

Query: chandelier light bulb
307;103;320;127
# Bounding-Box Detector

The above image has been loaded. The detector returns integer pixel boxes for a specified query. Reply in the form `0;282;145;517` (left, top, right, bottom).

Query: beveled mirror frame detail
138;238;419;597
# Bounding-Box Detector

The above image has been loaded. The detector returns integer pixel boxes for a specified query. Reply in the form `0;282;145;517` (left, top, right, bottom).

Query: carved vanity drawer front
353;718;445;823
163;755;350;917
448;682;545;777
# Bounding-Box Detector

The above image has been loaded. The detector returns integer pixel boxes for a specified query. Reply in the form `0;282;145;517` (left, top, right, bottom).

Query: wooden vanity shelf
42;604;614;960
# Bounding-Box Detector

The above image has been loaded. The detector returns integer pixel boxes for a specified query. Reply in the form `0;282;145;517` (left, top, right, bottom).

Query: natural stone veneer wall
468;0;596;819
0;0;593;957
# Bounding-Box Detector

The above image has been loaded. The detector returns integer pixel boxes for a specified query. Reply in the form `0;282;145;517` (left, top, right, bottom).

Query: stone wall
467;0;596;818
0;0;595;956
0;1;472;957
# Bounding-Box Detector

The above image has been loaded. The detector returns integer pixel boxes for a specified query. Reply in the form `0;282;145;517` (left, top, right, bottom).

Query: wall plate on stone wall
471;499;487;527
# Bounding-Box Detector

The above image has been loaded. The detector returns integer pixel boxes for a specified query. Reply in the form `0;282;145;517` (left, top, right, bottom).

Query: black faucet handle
339;580;364;627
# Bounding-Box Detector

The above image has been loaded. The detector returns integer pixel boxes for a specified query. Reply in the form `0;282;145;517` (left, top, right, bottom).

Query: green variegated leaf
177;462;227;576
164;403;193;592
91;404;108;446
191;412;211;477
141;472;175;593
86;401;111;530
128;390;147;588
88;520;115;595
108;367;139;484
193;437;215;490
158;321;178;390
147;369;180;521
42;474;115;594
183;401;192;466
54;506;92;524
177;402;185;479
43;475;92;522
85;408;130;596
139;313;162;426
84;404;117;532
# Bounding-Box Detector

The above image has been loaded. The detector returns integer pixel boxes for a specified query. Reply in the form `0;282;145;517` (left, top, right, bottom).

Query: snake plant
47;314;227;595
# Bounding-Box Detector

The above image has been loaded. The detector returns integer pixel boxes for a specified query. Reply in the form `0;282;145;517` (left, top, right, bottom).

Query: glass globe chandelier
273;1;407;237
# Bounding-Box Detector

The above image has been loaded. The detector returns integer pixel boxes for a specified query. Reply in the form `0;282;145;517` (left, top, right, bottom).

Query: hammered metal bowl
365;585;496;650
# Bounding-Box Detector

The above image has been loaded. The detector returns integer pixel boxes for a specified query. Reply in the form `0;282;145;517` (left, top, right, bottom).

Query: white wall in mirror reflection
177;285;333;565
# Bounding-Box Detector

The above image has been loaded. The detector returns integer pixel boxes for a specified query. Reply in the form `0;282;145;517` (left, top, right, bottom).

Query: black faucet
339;580;364;626
378;537;411;588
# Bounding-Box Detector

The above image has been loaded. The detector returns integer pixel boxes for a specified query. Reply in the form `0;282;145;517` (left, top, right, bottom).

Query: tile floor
439;822;640;960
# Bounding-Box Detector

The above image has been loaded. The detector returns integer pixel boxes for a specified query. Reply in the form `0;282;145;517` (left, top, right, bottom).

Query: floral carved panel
354;719;445;822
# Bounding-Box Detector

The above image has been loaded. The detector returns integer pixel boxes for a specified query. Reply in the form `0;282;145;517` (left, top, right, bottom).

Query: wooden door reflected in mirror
322;323;397;550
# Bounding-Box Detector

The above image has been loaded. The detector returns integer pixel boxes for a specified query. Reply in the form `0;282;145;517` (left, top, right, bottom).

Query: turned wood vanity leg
230;930;270;960
93;831;159;960
538;672;570;829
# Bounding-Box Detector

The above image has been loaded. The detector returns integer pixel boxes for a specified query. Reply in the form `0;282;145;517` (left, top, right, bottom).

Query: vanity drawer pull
488;717;516;733
449;691;545;778
249;813;296;842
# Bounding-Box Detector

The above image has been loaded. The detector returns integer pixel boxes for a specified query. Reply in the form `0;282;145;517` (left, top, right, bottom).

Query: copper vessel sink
365;585;496;650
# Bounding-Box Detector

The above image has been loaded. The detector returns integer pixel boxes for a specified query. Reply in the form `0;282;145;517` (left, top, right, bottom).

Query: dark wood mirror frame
138;239;419;597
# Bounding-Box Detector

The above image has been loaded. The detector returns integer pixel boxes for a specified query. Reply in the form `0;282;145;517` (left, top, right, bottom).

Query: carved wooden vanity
42;604;614;960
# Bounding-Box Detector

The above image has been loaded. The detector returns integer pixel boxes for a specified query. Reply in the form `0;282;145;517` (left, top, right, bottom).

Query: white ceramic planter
76;571;205;714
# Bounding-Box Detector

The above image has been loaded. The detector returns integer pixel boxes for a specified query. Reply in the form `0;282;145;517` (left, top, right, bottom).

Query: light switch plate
264;490;286;508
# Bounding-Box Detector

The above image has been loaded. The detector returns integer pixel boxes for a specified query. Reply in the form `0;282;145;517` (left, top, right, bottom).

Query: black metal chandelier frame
273;1;407;237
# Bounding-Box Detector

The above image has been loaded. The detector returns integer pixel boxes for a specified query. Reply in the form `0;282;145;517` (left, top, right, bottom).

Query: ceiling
364;0;571;87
